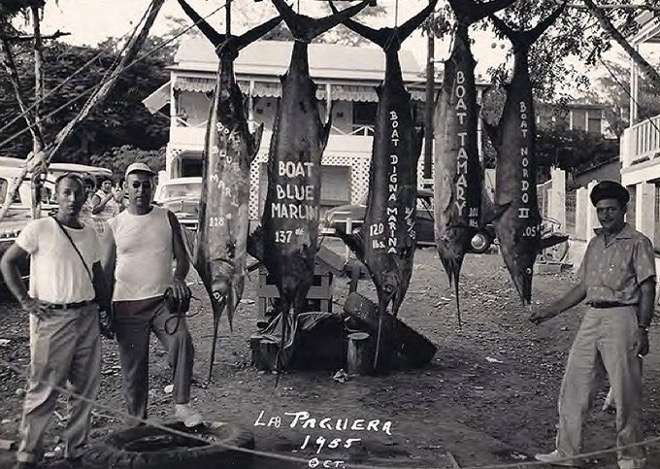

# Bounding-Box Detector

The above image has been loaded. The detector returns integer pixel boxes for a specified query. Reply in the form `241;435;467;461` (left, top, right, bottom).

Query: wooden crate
257;260;334;316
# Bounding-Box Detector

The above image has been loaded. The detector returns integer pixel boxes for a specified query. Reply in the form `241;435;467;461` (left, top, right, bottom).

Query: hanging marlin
328;0;436;369
259;0;370;369
484;5;566;304
177;0;281;380
434;0;514;327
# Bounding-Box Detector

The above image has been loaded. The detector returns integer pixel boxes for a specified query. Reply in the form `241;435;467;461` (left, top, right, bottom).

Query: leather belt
590;302;635;309
46;300;94;310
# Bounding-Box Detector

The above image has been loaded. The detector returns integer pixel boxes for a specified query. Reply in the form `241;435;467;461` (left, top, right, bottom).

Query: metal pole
423;18;435;182
226;0;231;35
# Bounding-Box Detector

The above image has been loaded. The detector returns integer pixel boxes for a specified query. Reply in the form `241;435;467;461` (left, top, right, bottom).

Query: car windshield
161;183;201;200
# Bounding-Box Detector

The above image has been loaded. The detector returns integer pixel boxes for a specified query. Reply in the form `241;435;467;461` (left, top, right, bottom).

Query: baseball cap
125;162;155;178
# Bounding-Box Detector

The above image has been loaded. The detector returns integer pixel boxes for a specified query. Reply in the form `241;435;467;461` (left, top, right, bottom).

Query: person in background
0;174;111;469
531;181;655;469
114;177;126;213
79;175;97;228
91;175;120;220
103;162;202;427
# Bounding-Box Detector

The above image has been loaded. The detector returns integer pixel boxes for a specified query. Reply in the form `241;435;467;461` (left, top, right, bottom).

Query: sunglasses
130;181;152;189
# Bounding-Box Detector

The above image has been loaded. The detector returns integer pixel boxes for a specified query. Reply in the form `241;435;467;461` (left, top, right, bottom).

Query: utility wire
0;353;659;469
0;1;228;153
0;1;151;138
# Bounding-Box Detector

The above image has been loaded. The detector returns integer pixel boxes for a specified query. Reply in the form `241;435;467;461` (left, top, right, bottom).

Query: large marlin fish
434;0;514;326
328;0;436;368
260;0;370;367
485;5;565;304
177;0;281;378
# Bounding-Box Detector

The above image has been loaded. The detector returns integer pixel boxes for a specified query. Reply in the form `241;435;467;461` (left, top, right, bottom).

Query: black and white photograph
0;0;659;468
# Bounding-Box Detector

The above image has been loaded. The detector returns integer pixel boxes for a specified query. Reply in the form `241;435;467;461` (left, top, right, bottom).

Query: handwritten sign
270;161;319;229
255;410;395;468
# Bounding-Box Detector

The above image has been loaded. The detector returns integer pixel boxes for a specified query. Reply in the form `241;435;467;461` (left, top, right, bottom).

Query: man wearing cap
1;174;111;469
104;162;202;427
531;181;655;469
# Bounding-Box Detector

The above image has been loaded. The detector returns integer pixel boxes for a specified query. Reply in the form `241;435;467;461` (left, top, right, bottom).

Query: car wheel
82;421;254;469
470;232;491;254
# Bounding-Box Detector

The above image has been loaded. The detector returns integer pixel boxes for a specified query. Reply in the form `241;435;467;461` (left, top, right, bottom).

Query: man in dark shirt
531;181;655;469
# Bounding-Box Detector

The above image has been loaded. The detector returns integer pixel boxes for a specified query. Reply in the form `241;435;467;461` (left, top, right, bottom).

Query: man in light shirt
532;181;655;469
1;174;111;469
104;162;201;427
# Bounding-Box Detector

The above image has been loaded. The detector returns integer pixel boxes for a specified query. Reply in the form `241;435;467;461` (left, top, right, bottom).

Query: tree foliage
0;38;170;164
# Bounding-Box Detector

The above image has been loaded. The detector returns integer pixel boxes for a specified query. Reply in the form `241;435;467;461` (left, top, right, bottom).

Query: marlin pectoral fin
177;0;226;47
483;202;511;224
540;233;569;250
247;226;264;263
482;120;500;147
320;113;332;154
250;123;264;163
337;230;365;263
236;15;283;51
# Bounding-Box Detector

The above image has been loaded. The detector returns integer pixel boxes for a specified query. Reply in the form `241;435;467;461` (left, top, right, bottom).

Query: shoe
535;450;583;467
175;403;203;428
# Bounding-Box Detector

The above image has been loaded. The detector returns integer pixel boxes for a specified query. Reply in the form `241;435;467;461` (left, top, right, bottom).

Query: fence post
550;167;566;229
636;183;655;239
586;180;599;238
575;186;589;241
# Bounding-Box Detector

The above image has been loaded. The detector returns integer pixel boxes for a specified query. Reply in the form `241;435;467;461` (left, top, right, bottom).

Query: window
588;114;602;134
352;102;377;135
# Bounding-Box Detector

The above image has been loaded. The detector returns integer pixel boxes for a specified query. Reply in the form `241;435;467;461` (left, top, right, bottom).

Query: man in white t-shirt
103;163;201;427
0;174;111;469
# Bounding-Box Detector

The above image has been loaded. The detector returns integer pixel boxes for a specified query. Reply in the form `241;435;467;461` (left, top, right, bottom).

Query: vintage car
321;188;497;253
153;177;202;231
0;157;113;295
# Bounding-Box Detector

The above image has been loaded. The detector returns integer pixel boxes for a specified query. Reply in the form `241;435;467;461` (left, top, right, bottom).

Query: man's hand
98;309;115;340
634;328;650;357
20;296;50;320
530;305;559;325
170;277;191;304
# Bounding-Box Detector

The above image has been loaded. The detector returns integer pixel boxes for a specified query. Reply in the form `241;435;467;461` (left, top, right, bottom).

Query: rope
0;1;228;153
0;0;152;138
394;0;399;28
1;353;660;468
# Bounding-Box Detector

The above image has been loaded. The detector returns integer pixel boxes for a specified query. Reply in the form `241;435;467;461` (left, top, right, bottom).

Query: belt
589;302;635;309
46;300;94;310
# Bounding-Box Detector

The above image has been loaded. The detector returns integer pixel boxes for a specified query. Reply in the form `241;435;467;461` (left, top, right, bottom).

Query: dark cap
590;180;630;207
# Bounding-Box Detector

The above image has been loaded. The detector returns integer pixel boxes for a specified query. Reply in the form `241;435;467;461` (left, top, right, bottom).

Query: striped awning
170;76;428;102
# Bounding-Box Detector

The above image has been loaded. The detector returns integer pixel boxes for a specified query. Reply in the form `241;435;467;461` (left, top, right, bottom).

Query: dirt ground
0;239;659;469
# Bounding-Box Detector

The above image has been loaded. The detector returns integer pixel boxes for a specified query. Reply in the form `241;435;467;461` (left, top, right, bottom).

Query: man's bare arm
638;279;655;328
530;282;587;325
1;243;31;304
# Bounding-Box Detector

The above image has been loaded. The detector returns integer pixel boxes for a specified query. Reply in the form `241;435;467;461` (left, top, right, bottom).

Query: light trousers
555;306;645;469
17;303;101;463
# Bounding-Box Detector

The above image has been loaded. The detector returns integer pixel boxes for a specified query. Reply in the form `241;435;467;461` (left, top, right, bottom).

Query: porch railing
621;114;660;167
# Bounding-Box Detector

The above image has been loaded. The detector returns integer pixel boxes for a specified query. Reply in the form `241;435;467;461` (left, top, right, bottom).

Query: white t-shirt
107;206;174;302
16;217;100;304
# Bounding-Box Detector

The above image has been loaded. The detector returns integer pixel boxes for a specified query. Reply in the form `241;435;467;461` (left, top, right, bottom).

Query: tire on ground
82;421;254;469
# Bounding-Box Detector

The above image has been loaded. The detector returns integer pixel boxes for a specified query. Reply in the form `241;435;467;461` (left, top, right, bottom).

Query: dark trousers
113;297;194;420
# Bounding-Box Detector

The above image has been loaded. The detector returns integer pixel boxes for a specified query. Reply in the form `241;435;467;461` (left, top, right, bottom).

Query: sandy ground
0;240;659;469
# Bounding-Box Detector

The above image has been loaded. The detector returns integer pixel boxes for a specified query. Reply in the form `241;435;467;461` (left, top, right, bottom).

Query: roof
0;157;112;178
173;37;425;83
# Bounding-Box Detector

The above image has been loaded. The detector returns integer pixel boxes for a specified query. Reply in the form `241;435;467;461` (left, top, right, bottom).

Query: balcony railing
621;115;660;168
170;125;374;158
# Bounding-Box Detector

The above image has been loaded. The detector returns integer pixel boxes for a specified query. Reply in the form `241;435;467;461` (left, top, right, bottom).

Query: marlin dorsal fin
249;123;264;163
